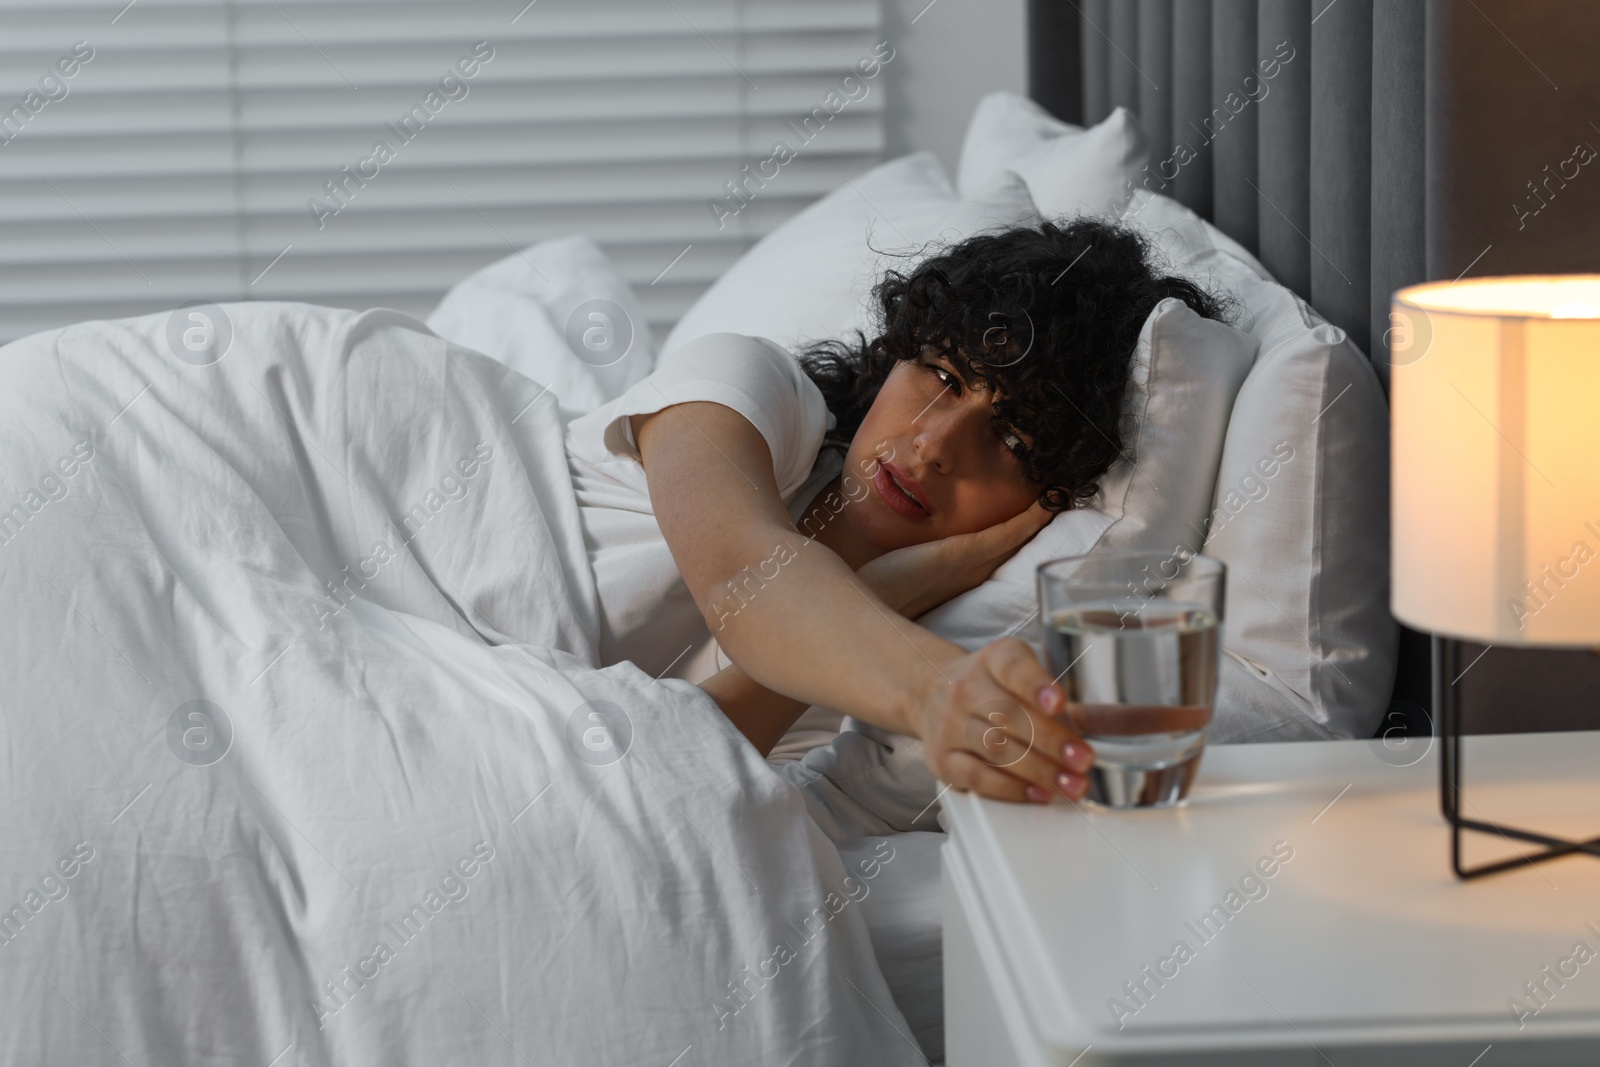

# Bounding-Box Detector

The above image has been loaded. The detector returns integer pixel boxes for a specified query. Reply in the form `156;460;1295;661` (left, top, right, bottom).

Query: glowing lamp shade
1391;276;1600;646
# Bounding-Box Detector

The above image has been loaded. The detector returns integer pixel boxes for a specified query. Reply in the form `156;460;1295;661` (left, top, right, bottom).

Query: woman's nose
911;402;986;472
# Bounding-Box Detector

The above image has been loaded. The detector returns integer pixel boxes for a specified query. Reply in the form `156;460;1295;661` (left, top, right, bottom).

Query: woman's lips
871;461;930;520
883;461;929;511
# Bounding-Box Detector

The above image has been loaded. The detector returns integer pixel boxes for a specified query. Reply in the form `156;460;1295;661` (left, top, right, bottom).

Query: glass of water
1036;550;1225;809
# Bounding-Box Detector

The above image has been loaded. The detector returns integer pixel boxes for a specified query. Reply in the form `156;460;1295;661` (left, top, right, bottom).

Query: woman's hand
905;636;1095;803
858;500;1055;618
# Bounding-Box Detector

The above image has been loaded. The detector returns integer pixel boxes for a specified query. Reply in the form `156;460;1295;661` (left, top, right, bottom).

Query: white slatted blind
0;0;886;344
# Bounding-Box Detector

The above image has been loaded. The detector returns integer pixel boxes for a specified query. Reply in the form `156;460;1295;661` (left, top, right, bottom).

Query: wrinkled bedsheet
0;302;925;1066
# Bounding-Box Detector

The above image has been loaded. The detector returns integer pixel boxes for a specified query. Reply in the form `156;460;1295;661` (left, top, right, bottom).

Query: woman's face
842;350;1042;552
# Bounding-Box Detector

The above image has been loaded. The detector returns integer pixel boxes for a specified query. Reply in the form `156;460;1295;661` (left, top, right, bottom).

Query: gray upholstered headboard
1028;0;1600;732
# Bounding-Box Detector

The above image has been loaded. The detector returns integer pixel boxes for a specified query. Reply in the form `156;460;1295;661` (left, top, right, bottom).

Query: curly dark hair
798;216;1233;512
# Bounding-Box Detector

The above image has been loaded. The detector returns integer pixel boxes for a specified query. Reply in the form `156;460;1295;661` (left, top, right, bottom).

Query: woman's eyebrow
998;414;1031;443
948;354;998;393
987;394;1032;444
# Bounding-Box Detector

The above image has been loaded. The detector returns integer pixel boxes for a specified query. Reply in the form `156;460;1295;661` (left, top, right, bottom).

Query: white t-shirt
563;332;842;681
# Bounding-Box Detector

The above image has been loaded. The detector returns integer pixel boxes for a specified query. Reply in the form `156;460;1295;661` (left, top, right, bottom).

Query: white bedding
0;302;926;1066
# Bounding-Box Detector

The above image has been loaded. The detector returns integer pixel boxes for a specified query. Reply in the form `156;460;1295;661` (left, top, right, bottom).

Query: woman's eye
925;362;960;392
997;423;1031;457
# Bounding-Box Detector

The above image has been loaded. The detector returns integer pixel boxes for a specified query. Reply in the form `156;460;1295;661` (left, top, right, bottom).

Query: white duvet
0;302;925;1066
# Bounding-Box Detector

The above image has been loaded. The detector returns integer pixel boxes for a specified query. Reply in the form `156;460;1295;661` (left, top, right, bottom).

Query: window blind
0;0;886;345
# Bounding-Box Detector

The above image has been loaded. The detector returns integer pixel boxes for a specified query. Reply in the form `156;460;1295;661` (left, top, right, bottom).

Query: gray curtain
1137;0;1173;159
1108;1;1141;116
1256;0;1312;300
1079;0;1417;368
1210;0;1259;255
1309;0;1370;353
1081;0;1109;128
1370;1;1425;389
1170;0;1213;217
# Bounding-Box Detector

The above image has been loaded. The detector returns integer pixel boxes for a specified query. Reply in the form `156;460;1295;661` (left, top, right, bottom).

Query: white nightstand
942;732;1600;1066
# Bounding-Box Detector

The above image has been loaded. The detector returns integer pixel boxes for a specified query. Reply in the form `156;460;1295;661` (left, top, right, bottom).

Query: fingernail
1062;742;1093;773
1025;785;1052;804
1036;685;1060;714
1056;771;1086;799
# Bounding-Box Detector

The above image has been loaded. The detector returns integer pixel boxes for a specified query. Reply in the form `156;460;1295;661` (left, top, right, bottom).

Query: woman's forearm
698;666;812;756
700;561;915;753
702;526;960;738
635;402;960;737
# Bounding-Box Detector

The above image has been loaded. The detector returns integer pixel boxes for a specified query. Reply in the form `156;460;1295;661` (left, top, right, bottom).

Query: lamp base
1437;635;1600;879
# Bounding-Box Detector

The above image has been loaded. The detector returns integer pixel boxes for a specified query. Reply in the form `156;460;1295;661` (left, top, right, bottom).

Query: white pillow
816;297;1260;829
957;92;1149;222
956;90;1079;193
661;152;1038;357
1120;188;1271;286
426;235;657;425
1198;271;1397;743
1117;190;1397;741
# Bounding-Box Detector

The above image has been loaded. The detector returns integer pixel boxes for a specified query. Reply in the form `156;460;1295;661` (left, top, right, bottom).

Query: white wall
881;0;1028;177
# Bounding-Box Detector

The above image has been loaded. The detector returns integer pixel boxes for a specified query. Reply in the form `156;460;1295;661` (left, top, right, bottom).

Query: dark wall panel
1426;0;1600;279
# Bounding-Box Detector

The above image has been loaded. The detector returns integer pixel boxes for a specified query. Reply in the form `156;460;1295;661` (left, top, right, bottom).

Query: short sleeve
564;332;835;499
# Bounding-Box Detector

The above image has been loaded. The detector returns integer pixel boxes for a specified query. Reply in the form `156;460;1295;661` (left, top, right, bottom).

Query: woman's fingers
980;636;1096;765
944;501;1052;567
915;504;1054;608
918;634;1100;807
941;750;1034;803
958;697;1092;800
973;500;1054;556
943;746;1090;805
984;636;1078;723
1016;499;1056;538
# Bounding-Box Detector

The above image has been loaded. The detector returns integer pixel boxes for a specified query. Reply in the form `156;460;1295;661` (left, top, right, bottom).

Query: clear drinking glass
1036;550;1226;809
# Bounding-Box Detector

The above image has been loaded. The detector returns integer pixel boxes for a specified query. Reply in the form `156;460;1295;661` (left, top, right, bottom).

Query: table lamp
1390;275;1600;880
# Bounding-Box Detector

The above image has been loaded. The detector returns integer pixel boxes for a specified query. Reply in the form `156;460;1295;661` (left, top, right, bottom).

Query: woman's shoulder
658;332;830;424
567;331;833;498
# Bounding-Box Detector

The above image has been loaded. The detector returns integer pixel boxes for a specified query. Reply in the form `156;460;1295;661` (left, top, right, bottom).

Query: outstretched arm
632;402;1093;802
699;512;1050;757
694;557;918;758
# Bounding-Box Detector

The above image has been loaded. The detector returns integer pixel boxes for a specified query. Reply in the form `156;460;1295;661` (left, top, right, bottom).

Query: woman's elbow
693;536;804;640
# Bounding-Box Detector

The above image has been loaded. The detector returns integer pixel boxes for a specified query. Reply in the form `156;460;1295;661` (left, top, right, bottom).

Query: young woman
564;217;1228;805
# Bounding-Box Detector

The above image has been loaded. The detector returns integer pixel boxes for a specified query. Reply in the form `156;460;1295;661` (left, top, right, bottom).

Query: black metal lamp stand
1436;634;1600;879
